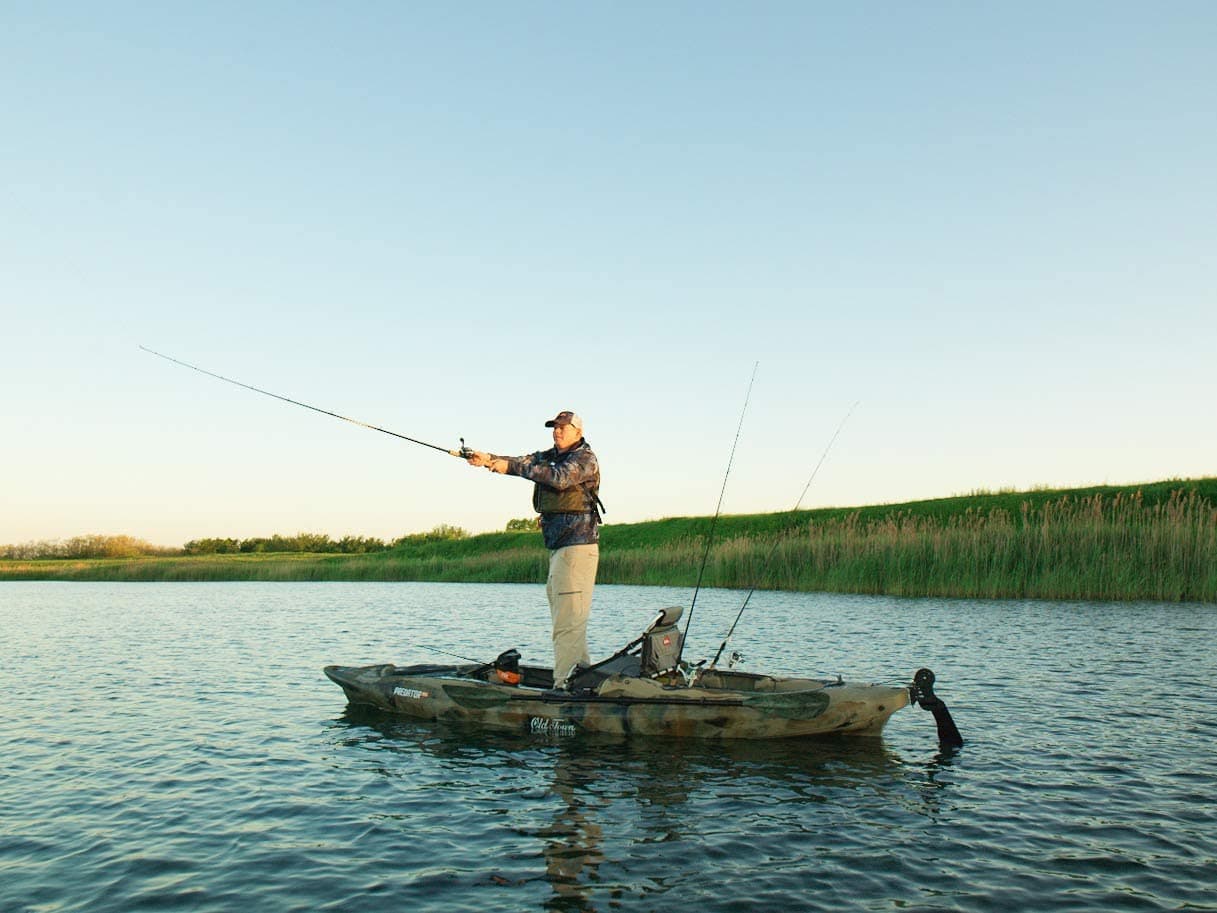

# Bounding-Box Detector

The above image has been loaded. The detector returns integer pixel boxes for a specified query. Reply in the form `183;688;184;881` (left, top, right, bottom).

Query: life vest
531;440;603;520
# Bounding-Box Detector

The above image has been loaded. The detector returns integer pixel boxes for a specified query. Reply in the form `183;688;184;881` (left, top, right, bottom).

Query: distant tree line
3;518;541;561
182;524;474;555
183;533;388;555
0;535;181;560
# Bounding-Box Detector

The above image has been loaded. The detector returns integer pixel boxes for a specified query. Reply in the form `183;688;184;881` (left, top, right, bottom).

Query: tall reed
5;484;1214;601
599;489;1217;601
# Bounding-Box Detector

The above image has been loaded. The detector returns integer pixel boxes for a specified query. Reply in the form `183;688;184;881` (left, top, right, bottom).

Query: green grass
4;477;1215;601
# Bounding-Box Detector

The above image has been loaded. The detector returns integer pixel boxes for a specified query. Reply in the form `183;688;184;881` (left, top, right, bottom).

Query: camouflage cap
544;410;583;429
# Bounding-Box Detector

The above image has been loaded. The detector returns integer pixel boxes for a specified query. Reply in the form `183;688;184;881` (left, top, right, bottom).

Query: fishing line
678;361;758;662
140;345;470;457
408;642;488;665
708;400;859;669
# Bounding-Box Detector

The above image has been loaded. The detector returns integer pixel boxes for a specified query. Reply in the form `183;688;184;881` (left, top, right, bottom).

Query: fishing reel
493;648;522;686
445;437;477;460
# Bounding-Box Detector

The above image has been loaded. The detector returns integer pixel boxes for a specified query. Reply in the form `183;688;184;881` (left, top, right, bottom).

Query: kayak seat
640;616;684;677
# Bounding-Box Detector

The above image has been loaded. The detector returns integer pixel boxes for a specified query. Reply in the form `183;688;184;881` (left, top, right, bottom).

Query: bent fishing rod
707;400;860;669
140;346;473;458
678;361;758;664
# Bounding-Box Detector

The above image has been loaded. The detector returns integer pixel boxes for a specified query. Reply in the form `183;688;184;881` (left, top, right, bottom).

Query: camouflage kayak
325;661;915;739
325;608;961;743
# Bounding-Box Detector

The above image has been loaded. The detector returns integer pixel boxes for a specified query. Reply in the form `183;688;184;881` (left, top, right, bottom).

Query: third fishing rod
140;345;475;458
707;400;859;669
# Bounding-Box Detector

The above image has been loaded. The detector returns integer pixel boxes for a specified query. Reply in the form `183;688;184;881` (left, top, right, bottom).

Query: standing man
466;411;602;688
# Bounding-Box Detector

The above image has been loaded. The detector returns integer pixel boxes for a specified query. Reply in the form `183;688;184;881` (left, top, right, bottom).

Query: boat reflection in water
327;705;947;911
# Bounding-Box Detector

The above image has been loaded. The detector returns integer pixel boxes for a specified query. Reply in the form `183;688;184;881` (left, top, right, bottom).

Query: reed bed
4;483;1214;601
602;489;1217;601
0;550;551;584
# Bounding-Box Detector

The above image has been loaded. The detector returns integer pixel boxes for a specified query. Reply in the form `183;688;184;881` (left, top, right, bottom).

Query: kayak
324;607;963;745
324;663;912;740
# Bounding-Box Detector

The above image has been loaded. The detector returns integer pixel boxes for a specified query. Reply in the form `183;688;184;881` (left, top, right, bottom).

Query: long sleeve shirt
502;439;601;550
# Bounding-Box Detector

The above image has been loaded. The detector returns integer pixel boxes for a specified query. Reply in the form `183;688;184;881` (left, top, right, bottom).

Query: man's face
552;422;581;450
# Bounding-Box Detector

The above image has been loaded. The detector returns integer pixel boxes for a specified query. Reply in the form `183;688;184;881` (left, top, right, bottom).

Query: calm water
1;582;1214;913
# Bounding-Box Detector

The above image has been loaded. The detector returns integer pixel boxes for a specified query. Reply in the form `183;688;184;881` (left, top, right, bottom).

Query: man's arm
468;449;553;476
512;449;597;490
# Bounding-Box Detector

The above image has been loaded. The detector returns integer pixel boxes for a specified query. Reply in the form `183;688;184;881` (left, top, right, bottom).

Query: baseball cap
544;410;583;429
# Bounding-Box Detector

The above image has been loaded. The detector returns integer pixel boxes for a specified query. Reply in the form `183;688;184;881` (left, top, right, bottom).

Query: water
1;582;1214;913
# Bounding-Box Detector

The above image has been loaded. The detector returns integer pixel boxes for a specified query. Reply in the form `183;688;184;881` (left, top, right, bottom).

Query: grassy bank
3;478;1215;601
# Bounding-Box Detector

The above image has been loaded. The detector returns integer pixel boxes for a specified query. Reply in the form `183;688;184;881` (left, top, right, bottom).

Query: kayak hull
324;662;911;740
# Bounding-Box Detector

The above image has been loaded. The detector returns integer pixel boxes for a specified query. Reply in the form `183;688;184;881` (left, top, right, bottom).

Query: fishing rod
678;361;758;664
140;346;473;458
708;400;859;669
412;642;526;685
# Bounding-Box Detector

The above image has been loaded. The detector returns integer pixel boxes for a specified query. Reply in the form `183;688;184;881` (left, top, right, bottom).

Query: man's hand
467;451;508;474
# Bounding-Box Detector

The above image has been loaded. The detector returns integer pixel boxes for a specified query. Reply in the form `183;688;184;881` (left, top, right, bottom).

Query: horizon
5;473;1211;551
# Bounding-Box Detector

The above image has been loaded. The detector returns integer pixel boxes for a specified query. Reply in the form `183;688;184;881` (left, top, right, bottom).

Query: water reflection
326;705;951;909
540;750;604;912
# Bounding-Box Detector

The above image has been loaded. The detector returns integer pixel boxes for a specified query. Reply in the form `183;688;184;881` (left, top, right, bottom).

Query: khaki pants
546;543;599;686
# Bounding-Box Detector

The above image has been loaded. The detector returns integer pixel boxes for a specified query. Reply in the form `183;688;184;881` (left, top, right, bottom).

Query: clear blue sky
3;3;1214;547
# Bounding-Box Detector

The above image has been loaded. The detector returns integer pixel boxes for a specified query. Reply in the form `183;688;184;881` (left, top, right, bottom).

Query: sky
2;2;1214;548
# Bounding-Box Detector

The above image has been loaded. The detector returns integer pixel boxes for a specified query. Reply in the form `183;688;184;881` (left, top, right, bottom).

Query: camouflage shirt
501;439;601;550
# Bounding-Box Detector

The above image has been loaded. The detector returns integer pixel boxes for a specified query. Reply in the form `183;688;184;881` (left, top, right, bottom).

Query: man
466;411;602;688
